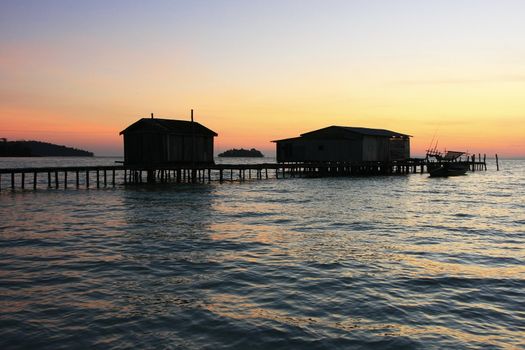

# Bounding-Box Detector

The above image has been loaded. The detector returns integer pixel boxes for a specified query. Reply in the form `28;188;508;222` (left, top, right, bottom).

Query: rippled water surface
1;158;524;349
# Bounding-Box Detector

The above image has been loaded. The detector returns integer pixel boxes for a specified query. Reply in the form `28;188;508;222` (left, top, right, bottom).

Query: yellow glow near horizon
1;1;524;157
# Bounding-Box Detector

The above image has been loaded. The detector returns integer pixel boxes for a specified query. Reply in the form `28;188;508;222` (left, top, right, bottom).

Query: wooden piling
191;169;197;183
0;158;496;192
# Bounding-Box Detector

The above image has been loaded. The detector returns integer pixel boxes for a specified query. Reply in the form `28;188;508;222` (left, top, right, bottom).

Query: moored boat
426;150;469;177
429;162;469;177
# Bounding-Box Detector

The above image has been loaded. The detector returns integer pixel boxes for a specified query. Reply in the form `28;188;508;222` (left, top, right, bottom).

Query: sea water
0;157;524;349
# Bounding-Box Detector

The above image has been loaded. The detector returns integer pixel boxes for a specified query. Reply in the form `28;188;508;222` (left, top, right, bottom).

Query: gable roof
119;118;218;136
272;125;410;142
301;126;410;138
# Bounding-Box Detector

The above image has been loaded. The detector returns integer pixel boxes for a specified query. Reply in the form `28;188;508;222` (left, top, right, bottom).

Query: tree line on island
218;148;264;157
0;140;93;157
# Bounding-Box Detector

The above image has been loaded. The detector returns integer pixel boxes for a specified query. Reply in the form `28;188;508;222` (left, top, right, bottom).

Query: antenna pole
191;109;196;179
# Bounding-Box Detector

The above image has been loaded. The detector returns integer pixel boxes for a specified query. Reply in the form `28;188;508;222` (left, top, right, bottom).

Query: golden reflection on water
203;293;521;349
400;254;525;279
393;325;521;350
209;221;399;267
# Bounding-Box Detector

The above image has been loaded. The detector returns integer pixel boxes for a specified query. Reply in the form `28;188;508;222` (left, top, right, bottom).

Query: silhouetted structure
120;116;218;165
273;126;410;162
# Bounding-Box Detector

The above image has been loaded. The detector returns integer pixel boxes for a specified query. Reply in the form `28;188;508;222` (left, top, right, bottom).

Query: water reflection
1;161;524;349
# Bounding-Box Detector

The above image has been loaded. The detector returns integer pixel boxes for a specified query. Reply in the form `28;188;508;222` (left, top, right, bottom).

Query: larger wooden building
120;116;218;165
273;126;410;163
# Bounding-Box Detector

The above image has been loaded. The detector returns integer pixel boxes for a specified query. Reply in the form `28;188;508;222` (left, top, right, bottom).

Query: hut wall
175;135;214;163
362;136;390;161
277;138;363;162
389;137;410;160
124;133;165;164
125;133;214;165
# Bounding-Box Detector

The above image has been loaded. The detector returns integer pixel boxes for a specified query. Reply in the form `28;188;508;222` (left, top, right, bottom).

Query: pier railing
0;158;488;192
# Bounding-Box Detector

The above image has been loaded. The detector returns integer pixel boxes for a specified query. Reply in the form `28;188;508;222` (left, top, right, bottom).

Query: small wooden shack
120;116;218;165
273;126;410;163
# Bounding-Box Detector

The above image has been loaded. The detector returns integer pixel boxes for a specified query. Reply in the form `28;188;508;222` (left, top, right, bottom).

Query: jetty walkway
0;157;490;192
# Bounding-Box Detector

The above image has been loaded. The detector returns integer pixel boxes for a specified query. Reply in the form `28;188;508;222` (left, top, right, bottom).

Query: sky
1;0;524;157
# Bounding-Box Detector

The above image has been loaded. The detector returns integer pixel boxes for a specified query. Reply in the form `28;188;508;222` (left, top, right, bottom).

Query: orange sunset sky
1;0;524;157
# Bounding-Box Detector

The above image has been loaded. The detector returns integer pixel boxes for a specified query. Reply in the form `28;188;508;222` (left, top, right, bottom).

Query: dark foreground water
1;158;524;349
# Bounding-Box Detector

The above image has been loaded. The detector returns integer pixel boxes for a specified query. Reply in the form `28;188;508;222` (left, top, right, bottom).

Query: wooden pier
0;156;490;192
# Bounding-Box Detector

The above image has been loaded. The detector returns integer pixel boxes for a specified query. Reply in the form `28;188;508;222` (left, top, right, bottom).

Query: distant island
218;148;264;157
0;140;94;157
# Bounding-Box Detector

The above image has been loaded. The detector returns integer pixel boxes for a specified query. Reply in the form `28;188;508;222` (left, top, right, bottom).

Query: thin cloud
396;75;525;85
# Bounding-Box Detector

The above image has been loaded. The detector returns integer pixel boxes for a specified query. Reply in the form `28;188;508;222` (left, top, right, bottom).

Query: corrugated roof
271;136;303;143
301;126;410;138
272;126;410;142
120;118;218;136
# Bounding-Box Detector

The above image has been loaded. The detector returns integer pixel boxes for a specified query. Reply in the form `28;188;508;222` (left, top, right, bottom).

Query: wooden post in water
11;172;14;190
48;172;51;188
495;154;499;171
147;170;155;183
478;153;481;170
76;171;80;188
64;171;67;189
219;169;223;183
33;172;37;190
112;169;116;186
104;170;107;187
55;171;59;188
21;172;25;189
86;171;90;188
